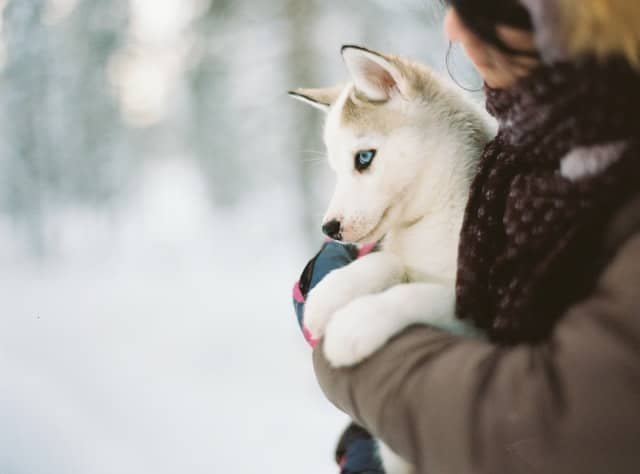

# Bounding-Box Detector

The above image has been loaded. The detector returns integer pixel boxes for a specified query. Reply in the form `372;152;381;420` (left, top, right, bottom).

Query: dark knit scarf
455;59;640;344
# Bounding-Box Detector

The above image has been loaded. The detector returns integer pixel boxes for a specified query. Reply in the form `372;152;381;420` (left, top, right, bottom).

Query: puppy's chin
352;228;386;245
338;204;394;244
351;218;392;245
340;227;380;245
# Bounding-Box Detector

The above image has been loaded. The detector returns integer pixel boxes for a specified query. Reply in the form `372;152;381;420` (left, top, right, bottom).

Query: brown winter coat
313;190;640;473
311;58;640;471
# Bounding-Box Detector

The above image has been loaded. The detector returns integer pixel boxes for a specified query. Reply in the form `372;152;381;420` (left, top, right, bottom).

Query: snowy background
0;0;479;473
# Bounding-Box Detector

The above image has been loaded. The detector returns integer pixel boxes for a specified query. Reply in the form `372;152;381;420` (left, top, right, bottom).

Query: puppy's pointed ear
288;85;343;112
341;45;408;102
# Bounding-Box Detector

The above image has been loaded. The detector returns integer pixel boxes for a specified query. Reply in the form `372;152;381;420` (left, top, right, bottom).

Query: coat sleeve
312;233;640;474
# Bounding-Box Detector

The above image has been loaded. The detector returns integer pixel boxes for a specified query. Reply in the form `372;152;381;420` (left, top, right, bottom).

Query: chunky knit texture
455;59;640;344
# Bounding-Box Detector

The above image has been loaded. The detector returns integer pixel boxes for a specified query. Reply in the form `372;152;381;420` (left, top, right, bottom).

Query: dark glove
336;422;385;474
292;242;376;347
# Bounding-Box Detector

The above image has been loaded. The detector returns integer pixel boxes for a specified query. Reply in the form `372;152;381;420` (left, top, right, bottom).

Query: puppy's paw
303;293;337;341
304;271;358;340
323;295;394;368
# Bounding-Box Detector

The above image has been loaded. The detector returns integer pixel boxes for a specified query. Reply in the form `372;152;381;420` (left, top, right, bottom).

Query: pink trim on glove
303;327;319;348
358;242;377;257
292;281;305;303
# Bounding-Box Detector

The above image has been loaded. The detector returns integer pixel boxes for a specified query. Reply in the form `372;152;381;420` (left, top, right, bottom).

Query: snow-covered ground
0;159;348;474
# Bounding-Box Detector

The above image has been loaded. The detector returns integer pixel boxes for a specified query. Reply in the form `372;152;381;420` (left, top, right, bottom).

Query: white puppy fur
290;45;494;474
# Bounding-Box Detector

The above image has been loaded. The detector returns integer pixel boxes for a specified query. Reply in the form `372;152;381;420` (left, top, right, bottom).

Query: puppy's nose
322;219;342;240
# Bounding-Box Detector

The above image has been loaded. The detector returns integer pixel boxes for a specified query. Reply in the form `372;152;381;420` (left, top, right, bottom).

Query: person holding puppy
298;0;640;472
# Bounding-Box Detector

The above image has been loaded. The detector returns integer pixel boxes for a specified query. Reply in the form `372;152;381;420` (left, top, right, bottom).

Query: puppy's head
290;46;468;244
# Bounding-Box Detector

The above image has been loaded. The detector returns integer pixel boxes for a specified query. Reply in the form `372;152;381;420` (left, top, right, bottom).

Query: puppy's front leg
304;251;405;340
323;282;482;368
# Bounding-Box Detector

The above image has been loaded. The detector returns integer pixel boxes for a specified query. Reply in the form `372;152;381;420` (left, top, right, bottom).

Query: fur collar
520;0;640;66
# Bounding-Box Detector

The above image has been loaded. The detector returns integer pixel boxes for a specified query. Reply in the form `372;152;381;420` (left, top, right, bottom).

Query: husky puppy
290;45;493;473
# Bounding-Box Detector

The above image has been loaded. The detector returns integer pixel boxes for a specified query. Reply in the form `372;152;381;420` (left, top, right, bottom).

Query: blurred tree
284;0;323;245
58;0;130;203
185;0;246;208
183;0;328;246
1;0;51;253
0;0;129;253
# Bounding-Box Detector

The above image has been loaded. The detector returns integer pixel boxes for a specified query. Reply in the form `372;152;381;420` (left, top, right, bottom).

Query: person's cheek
462;37;495;70
444;8;463;42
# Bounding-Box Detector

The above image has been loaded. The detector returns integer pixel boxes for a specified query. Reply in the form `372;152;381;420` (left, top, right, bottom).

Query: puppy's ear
341;45;408;102
288;85;344;112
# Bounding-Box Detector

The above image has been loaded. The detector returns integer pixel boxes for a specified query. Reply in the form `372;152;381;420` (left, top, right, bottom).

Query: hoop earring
445;41;483;93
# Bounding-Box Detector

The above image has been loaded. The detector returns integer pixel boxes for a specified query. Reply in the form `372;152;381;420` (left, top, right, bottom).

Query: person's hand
292;241;376;347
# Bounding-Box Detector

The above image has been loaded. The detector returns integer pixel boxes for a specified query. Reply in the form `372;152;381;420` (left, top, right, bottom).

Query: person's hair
444;0;537;57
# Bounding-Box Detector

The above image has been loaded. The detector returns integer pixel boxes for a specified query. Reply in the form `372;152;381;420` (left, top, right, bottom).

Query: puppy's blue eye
355;150;376;171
